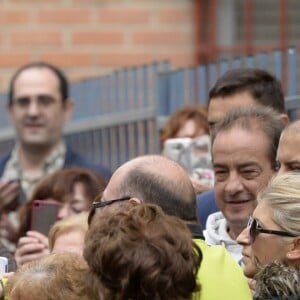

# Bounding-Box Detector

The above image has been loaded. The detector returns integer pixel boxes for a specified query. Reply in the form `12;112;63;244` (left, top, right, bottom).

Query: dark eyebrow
238;162;261;168
212;163;227;169
213;162;261;169
285;160;300;165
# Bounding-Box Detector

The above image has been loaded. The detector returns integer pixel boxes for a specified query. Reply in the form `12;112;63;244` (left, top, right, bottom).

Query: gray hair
212;105;285;170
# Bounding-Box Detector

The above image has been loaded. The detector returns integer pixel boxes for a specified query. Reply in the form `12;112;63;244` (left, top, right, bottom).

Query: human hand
15;230;49;267
0;213;19;243
0;181;20;212
246;277;256;296
190;177;211;195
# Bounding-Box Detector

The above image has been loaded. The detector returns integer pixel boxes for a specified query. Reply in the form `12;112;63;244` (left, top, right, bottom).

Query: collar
10;141;66;172
187;223;204;240
2;141;66;199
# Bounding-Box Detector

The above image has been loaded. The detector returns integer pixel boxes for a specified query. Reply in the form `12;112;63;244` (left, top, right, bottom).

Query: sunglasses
88;196;131;225
248;216;297;244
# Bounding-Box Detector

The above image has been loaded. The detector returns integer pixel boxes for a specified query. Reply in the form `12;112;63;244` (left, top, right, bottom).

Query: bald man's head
104;155;197;222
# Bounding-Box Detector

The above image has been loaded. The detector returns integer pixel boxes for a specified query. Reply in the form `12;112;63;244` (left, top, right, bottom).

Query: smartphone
0;257;8;276
163;135;212;174
31;200;60;236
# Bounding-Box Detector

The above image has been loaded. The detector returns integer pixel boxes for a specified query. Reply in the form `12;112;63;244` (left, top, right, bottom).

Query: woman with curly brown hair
84;202;202;300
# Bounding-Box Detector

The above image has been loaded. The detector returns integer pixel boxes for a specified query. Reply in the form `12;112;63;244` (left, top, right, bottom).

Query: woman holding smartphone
14;167;106;267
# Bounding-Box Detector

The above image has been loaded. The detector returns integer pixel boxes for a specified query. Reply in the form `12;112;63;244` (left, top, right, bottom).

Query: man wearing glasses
88;154;252;300
204;105;284;264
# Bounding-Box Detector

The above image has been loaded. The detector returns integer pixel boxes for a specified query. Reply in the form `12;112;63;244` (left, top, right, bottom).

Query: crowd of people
0;61;298;299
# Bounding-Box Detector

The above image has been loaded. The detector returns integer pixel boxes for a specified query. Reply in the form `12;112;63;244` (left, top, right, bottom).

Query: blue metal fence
0;47;298;171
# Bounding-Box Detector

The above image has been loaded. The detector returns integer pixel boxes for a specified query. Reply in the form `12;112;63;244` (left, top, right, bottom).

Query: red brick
159;8;192;23
10;31;62;47
0;10;29;24
72;31;123;45
133;31;192;45
38;9;90;24
96;53;155;67
11;0;60;3
70;0;100;4
0;53;30;68
98;8;150;24
160;52;196;67
40;53;92;67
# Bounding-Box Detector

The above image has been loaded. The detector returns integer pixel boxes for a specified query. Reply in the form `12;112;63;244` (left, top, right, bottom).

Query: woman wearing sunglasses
237;172;300;292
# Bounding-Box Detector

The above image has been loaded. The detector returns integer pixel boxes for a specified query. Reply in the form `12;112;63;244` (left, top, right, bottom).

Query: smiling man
1;62;110;204
196;68;289;229
204;106;284;263
0;62;111;251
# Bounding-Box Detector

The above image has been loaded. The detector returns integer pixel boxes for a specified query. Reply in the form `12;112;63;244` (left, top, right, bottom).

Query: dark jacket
196;190;219;229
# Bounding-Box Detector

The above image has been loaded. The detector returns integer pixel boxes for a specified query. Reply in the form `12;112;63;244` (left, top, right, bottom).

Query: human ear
279;113;289;126
63;98;74;122
128;197;142;204
286;237;300;262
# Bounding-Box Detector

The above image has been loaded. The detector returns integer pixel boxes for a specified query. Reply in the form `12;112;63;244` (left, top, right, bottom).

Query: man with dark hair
89;155;252;300
0;62;111;250
208;68;287;128
204;106;284;263
197;68;288;228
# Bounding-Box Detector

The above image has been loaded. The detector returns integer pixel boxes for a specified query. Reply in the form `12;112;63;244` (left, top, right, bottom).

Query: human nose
236;227;250;245
277;164;287;175
57;204;70;220
27;100;40;116
224;172;244;195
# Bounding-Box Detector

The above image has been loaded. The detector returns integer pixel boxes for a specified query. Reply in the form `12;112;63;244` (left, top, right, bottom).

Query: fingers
190;177;210;194
0;181;20;209
15;248;49;267
246;277;256;295
2;272;14;279
15;234;50;267
26;231;49;247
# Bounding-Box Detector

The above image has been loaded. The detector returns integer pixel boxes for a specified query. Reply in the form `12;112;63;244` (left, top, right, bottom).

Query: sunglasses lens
249;218;256;243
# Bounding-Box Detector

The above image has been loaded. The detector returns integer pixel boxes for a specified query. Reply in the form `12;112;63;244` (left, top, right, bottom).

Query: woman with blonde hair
49;212;88;255
237;172;300;293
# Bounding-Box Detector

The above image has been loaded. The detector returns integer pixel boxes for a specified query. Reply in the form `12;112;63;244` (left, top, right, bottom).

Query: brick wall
0;0;196;92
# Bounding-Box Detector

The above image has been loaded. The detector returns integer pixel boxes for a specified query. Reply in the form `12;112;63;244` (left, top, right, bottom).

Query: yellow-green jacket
194;239;252;300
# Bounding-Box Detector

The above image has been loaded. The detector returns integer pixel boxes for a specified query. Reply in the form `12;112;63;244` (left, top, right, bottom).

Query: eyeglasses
248;216;297;244
88;196;131;225
92;196;131;209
